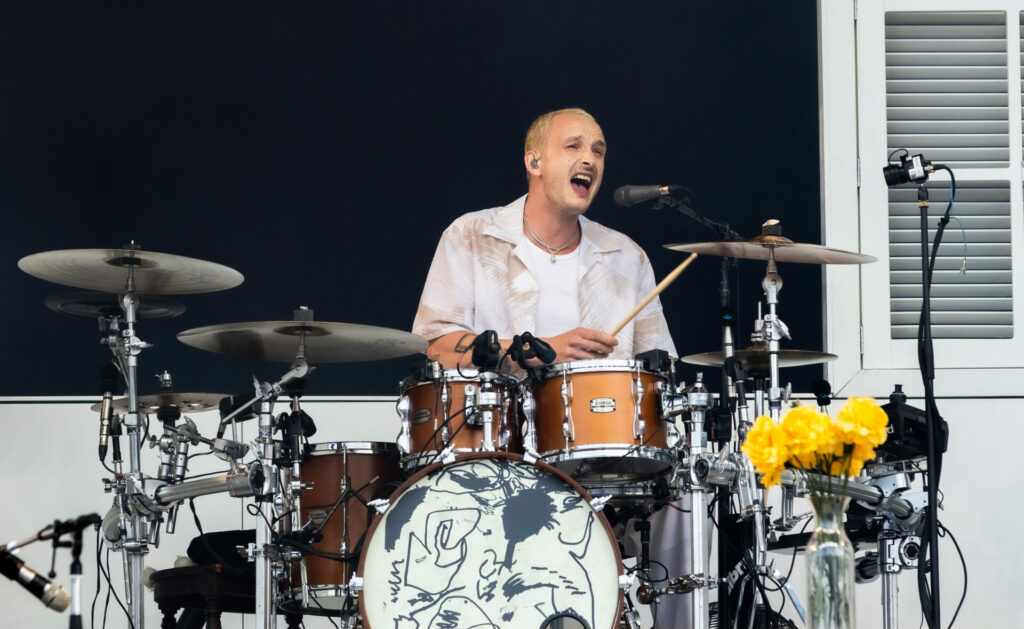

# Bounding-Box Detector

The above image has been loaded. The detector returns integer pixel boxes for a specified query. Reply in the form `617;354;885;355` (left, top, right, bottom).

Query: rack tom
397;369;521;471
532;359;678;484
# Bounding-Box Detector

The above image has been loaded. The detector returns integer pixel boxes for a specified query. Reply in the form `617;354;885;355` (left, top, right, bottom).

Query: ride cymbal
19;248;244;294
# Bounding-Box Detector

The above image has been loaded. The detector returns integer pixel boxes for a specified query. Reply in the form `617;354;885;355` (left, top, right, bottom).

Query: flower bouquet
741;398;889;629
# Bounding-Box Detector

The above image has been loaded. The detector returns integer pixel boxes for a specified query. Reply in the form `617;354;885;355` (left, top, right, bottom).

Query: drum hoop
306;441;397;456
541;358;660;377
399;369;520;393
355;450;625;629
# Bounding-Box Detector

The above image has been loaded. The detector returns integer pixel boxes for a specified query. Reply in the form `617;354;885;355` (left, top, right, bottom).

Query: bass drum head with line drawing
357;452;624;629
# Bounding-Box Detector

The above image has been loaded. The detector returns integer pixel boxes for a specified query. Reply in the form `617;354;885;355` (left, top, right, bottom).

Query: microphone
98;364;118;462
52;513;102;537
882;153;934;186
519;332;556;365
470;330;502;371
613;184;682;206
812;380;832;409
0;548;71;612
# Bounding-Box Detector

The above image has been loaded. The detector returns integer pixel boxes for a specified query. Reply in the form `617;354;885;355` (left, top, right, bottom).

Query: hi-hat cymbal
90;392;225;414
682;345;838;374
18;248;244;294
665;239;876;265
45;292;186;320
178;320;428;363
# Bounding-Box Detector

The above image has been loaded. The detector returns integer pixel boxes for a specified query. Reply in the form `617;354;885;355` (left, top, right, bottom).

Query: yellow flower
741;398;890;491
835;397;888;471
741;415;787;487
779;405;843;467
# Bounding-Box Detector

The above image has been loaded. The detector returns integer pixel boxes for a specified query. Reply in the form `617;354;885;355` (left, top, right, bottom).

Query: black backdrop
1;1;824;397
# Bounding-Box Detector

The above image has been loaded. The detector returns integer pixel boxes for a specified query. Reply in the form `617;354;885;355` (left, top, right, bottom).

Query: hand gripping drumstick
607;252;698;337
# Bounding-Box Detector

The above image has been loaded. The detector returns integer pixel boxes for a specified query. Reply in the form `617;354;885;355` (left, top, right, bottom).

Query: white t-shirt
517;237;581;337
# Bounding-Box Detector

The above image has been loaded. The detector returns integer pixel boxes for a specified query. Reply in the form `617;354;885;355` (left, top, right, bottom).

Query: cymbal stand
681;374;712;629
100;255;151;629
248;355;311;628
752;245;789;422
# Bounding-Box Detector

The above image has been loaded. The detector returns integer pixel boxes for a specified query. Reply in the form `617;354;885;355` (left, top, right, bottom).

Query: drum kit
15;220;893;629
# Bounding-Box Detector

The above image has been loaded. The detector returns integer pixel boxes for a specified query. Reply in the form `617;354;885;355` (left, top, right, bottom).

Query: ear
524;152;541;175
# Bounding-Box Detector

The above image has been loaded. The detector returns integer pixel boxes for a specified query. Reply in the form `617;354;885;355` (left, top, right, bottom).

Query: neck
523;194;579;244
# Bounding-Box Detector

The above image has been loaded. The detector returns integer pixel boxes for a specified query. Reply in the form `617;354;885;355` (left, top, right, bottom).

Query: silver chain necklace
523;214;580;262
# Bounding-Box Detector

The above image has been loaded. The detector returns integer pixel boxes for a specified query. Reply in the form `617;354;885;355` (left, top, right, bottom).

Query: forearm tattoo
454;333;475;353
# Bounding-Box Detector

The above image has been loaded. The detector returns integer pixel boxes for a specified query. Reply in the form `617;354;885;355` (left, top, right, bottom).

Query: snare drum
532;359;677;483
284;441;401;615
397;369;521;471
356;452;625;629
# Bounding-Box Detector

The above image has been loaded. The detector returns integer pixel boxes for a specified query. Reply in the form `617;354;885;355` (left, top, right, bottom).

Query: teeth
573;174;592;183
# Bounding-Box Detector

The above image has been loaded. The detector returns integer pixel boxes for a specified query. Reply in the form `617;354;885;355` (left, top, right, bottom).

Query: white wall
0;395;1015;628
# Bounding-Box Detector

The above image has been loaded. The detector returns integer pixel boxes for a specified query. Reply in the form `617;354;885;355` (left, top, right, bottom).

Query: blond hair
523;108;596;176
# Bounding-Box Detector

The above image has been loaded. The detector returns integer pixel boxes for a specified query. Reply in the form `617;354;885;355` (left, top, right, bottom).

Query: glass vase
806;494;855;629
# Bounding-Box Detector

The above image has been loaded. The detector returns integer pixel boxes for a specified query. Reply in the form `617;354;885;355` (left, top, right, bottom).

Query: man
412;108;690;629
413;107;676;364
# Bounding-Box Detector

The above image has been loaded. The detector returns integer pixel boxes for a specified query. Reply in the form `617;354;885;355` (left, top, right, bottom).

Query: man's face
535;113;606;216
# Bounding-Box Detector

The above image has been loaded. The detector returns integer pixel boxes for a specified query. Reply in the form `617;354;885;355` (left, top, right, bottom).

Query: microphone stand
915;182;942;629
68;529;84;629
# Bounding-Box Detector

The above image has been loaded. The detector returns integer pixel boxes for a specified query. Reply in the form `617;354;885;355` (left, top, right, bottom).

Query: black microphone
812;380;832;408
520;332;556;365
98;364;118;462
470;330;502;371
0;548;71;612
613;184;682;206
52;513;102;537
882;153;934;187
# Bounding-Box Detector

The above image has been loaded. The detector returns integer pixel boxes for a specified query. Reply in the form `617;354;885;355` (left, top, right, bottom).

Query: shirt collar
483;194;621;254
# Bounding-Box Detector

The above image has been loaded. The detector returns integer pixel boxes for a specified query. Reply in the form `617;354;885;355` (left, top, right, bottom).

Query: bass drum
357;453;624;629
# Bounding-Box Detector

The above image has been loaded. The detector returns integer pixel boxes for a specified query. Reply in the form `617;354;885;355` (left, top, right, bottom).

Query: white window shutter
854;0;1024;370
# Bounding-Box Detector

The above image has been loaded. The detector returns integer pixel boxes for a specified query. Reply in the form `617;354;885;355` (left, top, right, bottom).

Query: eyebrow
563;134;607;149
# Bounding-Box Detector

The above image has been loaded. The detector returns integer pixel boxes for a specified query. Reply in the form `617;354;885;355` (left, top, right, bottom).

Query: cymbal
45;292;186;320
90;392;225;414
178;320;428;363
18;248;244;294
682;345;838;374
665;236;876;265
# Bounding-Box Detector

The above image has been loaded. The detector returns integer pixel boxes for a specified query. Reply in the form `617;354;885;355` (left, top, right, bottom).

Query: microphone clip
509;332;557;370
470;330;502;371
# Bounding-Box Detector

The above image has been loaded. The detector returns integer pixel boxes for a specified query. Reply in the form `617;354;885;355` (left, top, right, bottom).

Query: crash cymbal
18;248;244;294
665;240;876;265
682;345;838;374
178;320;428;363
90;391;225;414
666;218;876;264
45;292;186;320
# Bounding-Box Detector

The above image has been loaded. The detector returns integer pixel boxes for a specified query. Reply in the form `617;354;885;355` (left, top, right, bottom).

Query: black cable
938;520;967;629
911;164;956;629
707;504;784;628
91;531;101;629
98;548;133;629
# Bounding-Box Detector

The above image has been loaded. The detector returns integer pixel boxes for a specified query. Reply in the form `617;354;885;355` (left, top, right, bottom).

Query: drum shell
356;452;624;629
532;361;672;480
290;442;401;604
400;372;521;469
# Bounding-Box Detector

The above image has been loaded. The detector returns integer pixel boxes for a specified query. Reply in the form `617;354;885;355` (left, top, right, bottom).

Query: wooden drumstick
607;252;698;337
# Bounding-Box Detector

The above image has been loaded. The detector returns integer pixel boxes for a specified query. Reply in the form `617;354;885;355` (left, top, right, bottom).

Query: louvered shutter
850;0;1024;371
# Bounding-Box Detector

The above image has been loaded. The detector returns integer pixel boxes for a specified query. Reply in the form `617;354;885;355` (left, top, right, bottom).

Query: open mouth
570;173;593;195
